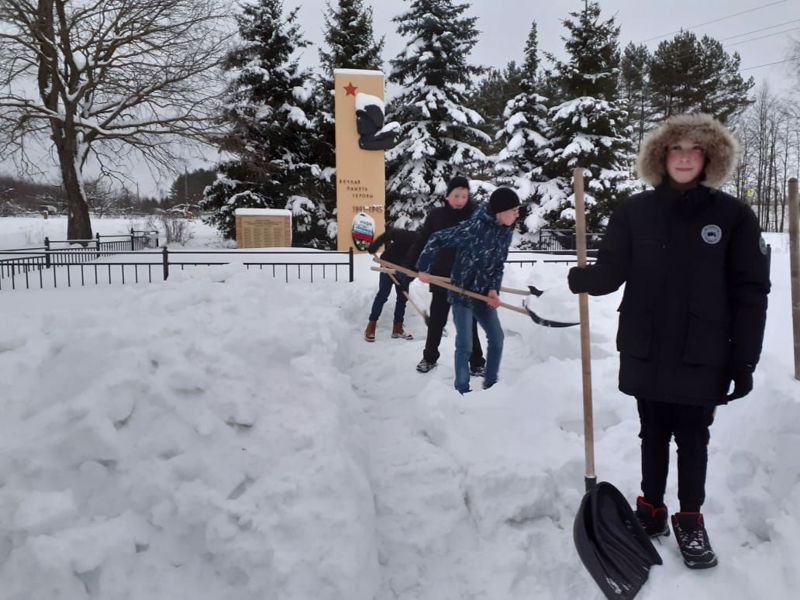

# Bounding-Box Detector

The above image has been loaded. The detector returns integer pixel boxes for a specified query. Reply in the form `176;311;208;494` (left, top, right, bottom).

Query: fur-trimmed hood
636;113;739;189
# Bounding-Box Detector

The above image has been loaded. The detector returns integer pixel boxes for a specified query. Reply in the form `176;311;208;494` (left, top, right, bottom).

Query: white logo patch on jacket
701;224;722;245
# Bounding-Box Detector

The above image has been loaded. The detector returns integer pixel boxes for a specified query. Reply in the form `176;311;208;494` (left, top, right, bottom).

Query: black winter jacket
404;200;478;277
569;184;770;406
367;228;419;264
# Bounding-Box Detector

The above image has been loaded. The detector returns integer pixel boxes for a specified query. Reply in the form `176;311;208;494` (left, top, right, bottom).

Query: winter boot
671;512;718;569
635;496;670;537
364;320;377;342
391;323;413;340
470;363;486;377
416;358;437;373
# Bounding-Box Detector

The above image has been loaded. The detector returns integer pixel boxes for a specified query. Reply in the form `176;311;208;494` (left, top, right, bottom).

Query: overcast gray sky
3;0;799;197
289;0;799;91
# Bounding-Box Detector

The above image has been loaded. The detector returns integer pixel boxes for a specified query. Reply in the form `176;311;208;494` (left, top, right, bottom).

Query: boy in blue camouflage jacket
416;188;521;393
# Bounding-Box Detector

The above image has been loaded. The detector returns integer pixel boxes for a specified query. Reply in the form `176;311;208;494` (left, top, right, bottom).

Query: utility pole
789;178;800;380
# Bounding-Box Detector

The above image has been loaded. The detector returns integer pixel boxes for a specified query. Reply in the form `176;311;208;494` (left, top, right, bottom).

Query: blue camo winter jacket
416;206;514;306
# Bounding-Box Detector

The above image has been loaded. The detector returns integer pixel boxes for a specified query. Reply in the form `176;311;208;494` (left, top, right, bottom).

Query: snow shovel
370;264;430;326
375;257;578;328
571;167;661;599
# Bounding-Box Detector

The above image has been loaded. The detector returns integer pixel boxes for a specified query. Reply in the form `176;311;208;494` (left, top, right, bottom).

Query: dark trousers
637;398;715;513
368;273;407;323
423;287;484;368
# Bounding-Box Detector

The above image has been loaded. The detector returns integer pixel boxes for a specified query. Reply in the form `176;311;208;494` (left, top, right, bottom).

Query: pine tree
619;42;652;150
539;1;637;231
649;31;753;123
386;0;489;229
168;169;218;206
314;0;385;244
202;0;330;246
494;21;551;242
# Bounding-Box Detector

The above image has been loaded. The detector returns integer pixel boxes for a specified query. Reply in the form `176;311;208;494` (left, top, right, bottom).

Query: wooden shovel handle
374;258;530;317
373;266;533;296
384;269;429;323
574;168;596;484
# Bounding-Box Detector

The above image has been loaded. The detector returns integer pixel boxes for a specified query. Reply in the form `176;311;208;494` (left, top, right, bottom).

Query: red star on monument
344;82;358;96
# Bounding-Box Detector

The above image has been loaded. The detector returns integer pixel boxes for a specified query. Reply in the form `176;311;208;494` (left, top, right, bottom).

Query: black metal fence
1;227;603;292
0;245;355;291
1;230;158;283
523;229;604;254
505;251;597;267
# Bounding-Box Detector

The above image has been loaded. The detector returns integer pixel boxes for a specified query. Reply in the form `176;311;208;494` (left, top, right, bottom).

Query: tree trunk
36;0;92;241
57;137;92;241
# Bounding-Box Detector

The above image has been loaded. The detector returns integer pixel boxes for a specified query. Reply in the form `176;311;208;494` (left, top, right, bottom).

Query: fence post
788;178;800;381
44;236;51;268
162;246;169;280
130;227;136;251
349;247;354;282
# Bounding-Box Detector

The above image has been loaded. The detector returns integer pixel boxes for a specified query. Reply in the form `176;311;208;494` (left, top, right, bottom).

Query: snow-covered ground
0;216;798;600
0;215;229;252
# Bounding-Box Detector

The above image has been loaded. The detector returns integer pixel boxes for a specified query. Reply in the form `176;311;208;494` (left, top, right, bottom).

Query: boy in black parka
568;113;770;569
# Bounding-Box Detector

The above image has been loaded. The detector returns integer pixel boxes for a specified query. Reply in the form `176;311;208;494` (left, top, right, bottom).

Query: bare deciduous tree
732;84;799;233
0;0;229;239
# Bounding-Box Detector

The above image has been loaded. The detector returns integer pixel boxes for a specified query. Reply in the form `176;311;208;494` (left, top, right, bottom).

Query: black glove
725;365;754;402
568;266;589;294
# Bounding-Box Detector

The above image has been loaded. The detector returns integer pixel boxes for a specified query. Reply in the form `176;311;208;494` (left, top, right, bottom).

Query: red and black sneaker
635;496;670;537
671;512;718;569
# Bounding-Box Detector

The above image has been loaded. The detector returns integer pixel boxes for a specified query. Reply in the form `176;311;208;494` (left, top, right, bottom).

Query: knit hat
446;175;470;196
489;187;520;215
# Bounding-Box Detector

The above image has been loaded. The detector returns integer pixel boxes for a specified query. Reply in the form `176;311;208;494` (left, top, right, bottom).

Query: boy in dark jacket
416;188;521;393
365;228;420;341
568;113;770;569
405;176;486;374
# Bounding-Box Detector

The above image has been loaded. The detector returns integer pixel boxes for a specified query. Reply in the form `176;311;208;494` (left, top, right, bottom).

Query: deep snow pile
0;228;797;600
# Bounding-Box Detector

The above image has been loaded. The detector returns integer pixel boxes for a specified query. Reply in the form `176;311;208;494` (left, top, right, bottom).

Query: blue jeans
452;300;504;393
368;272;407;323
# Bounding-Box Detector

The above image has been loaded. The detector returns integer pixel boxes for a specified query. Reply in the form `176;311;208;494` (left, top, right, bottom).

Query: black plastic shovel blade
528;285;544;297
574;481;661;599
524;304;579;328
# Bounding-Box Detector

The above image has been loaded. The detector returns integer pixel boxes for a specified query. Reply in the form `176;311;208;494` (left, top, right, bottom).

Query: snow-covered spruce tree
319;0;385;77
386;0;489;229
202;0;329;246
313;0;386;242
493;21;551;243
468;62;524;156
538;1;637;232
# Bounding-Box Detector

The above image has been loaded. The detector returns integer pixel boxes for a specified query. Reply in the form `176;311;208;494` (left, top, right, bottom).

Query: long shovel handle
385;269;430;326
375;257;531;317
427;275;537;297
574;168;596;489
374;267;542;297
